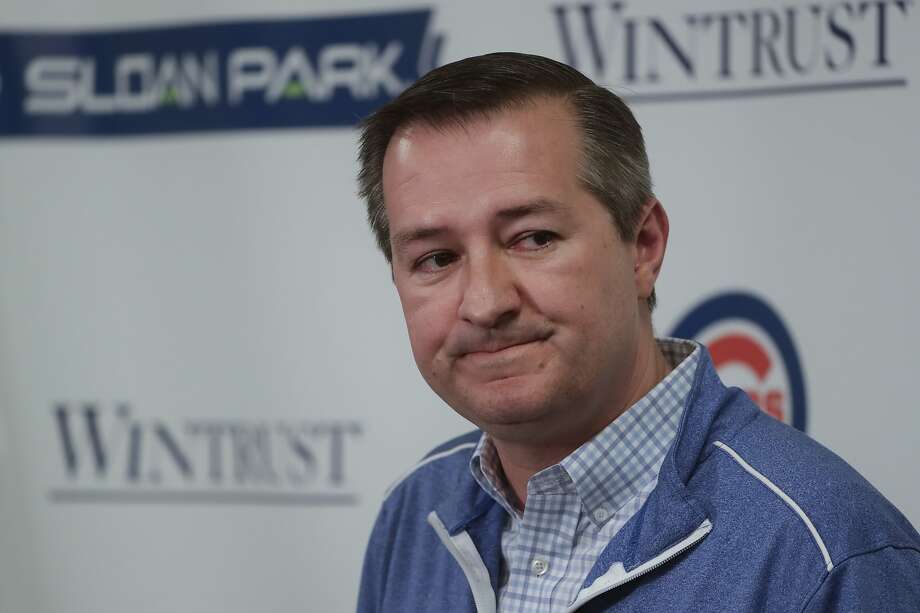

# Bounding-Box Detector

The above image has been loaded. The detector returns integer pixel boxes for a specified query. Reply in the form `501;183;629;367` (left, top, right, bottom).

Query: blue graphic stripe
0;10;435;136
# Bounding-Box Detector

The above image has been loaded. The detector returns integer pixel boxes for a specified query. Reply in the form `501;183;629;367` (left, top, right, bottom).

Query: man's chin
447;388;563;434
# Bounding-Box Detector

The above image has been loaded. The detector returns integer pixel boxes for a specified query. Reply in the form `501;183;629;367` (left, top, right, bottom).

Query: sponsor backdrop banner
0;1;917;611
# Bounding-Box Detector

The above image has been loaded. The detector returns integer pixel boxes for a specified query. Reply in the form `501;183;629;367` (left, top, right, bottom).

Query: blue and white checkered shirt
470;338;699;612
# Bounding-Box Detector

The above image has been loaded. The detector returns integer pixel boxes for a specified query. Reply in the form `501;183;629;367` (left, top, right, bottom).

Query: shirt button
531;558;549;576
593;507;610;523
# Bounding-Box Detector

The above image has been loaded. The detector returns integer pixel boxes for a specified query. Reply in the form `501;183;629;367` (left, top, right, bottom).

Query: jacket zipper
429;511;711;613
563;518;713;612
427;512;496;613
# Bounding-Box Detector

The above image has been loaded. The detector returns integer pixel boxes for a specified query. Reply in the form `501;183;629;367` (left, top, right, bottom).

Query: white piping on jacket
563;518;713;612
384;441;477;499
427;511;496;613
714;440;834;572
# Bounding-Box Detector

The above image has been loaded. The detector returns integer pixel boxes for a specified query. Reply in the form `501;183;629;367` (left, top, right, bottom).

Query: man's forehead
381;97;591;253
383;99;578;183
387;96;576;151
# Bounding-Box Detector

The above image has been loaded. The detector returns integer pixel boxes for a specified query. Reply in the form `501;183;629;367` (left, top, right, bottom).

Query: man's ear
633;198;669;302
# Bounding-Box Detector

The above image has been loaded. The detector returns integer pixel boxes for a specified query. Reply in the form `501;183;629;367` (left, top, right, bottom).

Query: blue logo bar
0;10;439;136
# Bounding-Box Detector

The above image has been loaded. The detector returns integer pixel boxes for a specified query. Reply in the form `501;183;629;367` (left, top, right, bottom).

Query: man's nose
457;251;521;328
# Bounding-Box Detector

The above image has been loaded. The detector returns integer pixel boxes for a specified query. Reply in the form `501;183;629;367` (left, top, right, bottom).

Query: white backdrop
1;1;918;611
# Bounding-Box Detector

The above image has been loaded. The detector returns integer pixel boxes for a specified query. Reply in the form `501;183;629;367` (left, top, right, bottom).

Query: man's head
358;52;657;309
357;53;668;446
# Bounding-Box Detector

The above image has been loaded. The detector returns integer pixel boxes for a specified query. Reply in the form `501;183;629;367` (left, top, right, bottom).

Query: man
355;52;920;612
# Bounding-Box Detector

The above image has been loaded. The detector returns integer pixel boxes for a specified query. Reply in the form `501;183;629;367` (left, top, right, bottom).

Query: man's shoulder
424;429;483;459
381;429;482;507
698;407;920;566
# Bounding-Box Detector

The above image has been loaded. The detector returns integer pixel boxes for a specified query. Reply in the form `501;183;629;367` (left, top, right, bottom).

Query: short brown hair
357;52;657;308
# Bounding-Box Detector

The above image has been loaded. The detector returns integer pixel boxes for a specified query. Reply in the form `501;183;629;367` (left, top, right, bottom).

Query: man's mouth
463;338;541;357
456;334;555;368
448;326;554;361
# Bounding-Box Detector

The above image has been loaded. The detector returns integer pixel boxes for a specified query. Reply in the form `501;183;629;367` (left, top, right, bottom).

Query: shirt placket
502;473;581;611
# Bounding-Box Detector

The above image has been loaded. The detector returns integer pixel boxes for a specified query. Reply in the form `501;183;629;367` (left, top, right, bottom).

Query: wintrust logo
670;292;807;431
49;402;362;505
552;1;912;102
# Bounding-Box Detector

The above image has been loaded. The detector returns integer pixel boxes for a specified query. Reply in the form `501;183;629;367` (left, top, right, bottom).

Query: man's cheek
406;310;448;361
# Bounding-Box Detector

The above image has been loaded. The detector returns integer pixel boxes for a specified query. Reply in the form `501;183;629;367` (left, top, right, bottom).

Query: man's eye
415;251;457;272
514;231;557;250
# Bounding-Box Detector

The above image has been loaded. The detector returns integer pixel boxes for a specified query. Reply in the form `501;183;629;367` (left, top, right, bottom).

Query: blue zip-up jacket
358;349;920;611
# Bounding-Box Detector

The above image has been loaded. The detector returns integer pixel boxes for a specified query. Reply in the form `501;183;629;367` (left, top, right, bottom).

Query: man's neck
491;335;672;510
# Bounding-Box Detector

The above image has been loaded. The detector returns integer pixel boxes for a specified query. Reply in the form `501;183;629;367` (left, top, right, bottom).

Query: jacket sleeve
800;545;920;612
356;502;395;613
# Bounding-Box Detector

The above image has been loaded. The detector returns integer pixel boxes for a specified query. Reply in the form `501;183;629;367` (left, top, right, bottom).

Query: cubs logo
670;292;807;432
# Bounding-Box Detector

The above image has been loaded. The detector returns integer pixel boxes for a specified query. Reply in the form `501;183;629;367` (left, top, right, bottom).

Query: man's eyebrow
391;226;448;254
495;199;566;221
390;200;567;254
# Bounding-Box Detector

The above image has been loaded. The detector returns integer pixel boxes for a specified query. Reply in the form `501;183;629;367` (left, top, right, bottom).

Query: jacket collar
433;346;761;589
584;346;760;582
435;460;506;590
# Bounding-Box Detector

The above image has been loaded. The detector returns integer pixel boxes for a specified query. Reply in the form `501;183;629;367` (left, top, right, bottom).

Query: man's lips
447;326;554;359
456;336;550;362
462;339;540;356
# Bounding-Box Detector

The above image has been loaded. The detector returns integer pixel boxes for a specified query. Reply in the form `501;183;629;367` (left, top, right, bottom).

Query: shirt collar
470;338;700;524
470;428;521;518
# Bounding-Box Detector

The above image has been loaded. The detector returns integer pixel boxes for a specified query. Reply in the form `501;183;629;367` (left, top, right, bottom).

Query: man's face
382;99;649;445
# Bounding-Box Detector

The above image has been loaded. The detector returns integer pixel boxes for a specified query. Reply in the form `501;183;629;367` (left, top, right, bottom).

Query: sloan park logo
0;9;441;136
49;402;362;506
552;0;912;102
